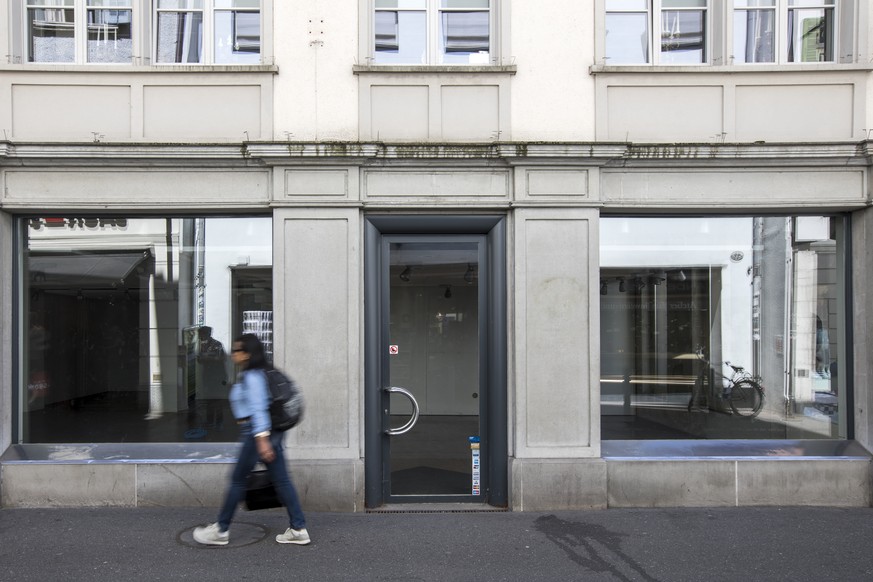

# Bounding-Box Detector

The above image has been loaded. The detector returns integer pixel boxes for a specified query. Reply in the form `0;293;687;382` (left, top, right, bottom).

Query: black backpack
264;368;304;431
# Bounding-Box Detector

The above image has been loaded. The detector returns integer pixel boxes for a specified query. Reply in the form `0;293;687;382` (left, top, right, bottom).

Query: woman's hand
256;435;275;463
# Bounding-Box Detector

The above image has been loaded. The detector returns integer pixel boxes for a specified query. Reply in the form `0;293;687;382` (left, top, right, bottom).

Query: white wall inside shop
201;218;273;349
600;217;755;368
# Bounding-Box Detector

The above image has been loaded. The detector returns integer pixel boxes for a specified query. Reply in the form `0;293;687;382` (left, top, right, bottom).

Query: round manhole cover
178;522;269;548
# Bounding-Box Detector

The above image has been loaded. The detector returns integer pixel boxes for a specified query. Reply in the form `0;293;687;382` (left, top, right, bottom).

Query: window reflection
601;216;843;440
28;7;76;63
156;11;204;63
87;7;133;63
214;9;260;64
22;216;272;443
374;10;426;63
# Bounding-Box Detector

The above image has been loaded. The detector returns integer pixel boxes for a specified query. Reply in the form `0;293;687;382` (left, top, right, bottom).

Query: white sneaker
193;523;229;546
276;527;311;545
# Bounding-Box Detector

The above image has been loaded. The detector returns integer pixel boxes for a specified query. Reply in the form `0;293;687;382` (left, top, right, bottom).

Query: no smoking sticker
389;345;399;355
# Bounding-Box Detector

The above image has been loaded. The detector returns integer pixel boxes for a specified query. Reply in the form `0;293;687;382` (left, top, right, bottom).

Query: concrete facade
2;1;873;510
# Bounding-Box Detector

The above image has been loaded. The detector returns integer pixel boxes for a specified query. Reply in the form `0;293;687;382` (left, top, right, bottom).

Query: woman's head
232;333;270;370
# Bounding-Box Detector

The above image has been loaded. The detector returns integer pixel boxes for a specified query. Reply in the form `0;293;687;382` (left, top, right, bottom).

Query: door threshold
367;503;508;514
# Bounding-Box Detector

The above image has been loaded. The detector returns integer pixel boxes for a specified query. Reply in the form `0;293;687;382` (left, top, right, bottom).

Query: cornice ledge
1;143;247;160
623;142;867;162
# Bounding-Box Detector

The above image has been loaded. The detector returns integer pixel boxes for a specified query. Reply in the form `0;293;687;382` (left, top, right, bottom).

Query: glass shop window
21;216;272;443
600;216;846;440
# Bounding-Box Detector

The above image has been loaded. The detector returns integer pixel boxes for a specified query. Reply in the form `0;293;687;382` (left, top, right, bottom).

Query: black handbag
245;469;283;511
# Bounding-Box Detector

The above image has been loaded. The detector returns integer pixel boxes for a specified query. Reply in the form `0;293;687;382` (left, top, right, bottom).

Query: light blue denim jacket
229;368;271;434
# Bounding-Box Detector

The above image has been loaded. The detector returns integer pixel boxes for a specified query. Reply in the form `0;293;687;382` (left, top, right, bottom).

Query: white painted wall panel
363;169;509;199
735;84;854;142
601;170;866;207
607;86;724;142
3;169;270;206
515;209;600;457
275;209;360;457
284;169;350;197
441;85;499;141
12;84;131;141
144;85;262;140
370;86;429;141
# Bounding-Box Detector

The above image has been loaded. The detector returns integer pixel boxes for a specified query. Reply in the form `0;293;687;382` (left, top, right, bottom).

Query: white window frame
729;0;838;65
153;0;262;65
605;0;710;66
24;0;135;65
368;0;496;66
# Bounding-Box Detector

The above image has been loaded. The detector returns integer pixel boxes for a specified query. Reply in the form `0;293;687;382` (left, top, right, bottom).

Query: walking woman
193;333;310;546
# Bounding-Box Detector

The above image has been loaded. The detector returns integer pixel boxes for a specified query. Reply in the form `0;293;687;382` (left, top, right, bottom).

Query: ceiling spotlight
399;266;411;282
600;281;608;295
444;285;452;299
618;278;626;293
464;264;476;284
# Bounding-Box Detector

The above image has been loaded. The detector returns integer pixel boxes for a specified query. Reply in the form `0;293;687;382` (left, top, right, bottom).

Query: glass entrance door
364;215;507;508
383;238;483;500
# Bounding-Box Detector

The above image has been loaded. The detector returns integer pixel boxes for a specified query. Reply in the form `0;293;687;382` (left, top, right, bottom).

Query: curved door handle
384;386;420;436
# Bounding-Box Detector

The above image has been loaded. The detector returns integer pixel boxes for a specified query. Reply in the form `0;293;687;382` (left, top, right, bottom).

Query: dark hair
234;333;271;370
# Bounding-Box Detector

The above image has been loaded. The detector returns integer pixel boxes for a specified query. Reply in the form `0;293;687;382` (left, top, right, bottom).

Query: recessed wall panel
736;84;853;142
607;86;723;142
370;85;429;141
441;85;499;141
144;85;261;140
12;84;131;141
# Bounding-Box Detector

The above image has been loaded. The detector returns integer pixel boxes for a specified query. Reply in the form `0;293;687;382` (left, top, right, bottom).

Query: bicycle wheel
728;380;764;417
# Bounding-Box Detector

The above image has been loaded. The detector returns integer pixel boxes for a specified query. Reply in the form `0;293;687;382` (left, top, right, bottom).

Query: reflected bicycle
687;347;764;418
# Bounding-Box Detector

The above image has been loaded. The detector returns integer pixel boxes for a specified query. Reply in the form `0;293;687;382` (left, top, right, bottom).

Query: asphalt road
1;506;872;581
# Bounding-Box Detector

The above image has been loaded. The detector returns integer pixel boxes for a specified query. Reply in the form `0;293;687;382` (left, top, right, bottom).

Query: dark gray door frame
364;215;507;508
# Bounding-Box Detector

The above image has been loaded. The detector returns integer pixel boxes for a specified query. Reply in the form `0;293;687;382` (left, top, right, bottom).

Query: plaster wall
510;0;594;141
273;0;359;141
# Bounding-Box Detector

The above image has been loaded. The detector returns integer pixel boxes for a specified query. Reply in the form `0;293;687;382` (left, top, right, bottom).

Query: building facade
1;1;873;510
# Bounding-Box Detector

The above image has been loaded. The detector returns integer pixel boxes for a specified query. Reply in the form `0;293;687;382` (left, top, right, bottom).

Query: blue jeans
217;423;307;532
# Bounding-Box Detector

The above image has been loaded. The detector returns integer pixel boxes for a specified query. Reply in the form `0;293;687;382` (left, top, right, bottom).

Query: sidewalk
1;506;872;581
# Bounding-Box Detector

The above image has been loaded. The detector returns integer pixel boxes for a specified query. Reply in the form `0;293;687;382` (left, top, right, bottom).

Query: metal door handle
384;386;420;436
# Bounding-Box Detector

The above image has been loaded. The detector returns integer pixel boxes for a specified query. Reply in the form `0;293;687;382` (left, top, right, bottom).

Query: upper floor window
27;0;134;64
155;0;261;64
733;0;834;64
373;0;491;65
605;0;708;65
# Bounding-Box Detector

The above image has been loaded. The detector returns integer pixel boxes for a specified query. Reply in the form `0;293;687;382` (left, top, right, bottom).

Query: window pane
441;0;489;8
600;216;844;440
28;0;74;6
788;0;834;6
156;11;204;63
734;0;775;6
606;0;649;9
87;9;133;63
439;11;489;63
663;0;706;6
215;10;260;64
22;217;273;444
733;8;775;63
215;0;260;7
787;8;833;62
373;10;426;64
375;0;426;8
28;7;75;63
87;0;132;7
660;10;705;64
157;0;204;8
605;13;649;64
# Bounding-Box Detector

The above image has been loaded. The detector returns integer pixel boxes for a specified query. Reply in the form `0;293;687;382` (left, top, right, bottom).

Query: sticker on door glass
389;345;399;355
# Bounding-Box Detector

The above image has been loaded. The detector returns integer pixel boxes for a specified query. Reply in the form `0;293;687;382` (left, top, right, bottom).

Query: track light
444;285;452;299
618;278;626;292
399;266;411;282
600;281;608;295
